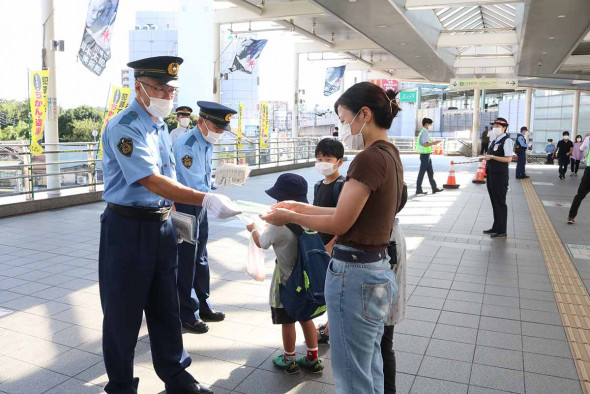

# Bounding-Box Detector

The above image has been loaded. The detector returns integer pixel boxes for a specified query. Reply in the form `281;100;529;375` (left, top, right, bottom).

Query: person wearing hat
172;101;237;333
482;117;514;239
515;126;530;179
245;174;325;374
170;106;193;143
100;55;241;394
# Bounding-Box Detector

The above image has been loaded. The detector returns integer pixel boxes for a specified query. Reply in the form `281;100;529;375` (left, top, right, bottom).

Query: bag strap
333;175;345;203
285;223;305;236
313;180;322;199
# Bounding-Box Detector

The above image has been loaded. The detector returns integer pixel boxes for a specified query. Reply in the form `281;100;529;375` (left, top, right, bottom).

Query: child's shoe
296;356;324;373
273;354;300;374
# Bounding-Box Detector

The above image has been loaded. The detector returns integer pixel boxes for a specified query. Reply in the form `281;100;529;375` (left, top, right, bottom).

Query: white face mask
202;121;223;144
564;136;569;141
140;83;174;119
179;117;190;128
315;162;337;177
339;110;366;150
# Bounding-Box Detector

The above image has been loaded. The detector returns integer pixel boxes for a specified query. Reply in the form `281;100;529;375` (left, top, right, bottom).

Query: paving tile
482;294;520;308
417;356;472;384
423;270;455;280
518;280;552;292
478;316;521;335
40;348;102;377
396;319;436;338
407;295;444;310
522;336;573;358
485;277;518;288
521;322;567;341
425;339;475;362
443;299;482;315
484;285;519;297
393;333;431;355
518;289;556;302
447;290;484;303
427;264;458;273
470;364;524;394
418;277;453;289
520;309;562;325
476;331;522;351
451;281;485;293
432;324;478;344
0;363;70;394
480;304;520;321
473;346;523;370
454;273;486;284
405;306;441;323
523;372;582;394
410;376;468;394
468;386;514;394
519;298;558;313
438;311;480;329
486;269;518;279
396;351;423;375
397;373;415;394
44;378;104;394
457;267;487;276
523;353;578;380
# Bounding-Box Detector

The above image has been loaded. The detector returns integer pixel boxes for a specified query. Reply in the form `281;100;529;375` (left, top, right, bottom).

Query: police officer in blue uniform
515;126;530;179
173;101;236;333
482;117;514;239
100;55;240;394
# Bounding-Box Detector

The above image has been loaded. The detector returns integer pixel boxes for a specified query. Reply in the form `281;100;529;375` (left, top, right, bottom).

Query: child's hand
260;208;293;226
246;223;257;233
271;200;304;212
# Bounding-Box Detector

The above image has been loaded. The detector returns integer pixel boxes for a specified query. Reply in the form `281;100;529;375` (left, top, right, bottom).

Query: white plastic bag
246;232;266;282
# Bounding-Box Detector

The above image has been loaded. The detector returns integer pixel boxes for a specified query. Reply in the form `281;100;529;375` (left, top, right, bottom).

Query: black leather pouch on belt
387;241;397;269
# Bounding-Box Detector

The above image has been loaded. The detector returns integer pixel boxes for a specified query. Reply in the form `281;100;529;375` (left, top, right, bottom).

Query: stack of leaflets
171;211;196;244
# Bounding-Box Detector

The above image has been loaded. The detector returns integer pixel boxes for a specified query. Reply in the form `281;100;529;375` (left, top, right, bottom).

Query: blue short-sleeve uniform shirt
173;125;213;193
102;99;177;208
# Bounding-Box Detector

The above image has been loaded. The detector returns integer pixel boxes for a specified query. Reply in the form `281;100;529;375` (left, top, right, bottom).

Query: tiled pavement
0;156;585;393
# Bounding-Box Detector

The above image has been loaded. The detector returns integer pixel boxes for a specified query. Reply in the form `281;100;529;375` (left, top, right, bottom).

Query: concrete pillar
292;52;299;138
573;90;581;139
41;0;60;196
213;23;221;102
524;87;533;145
481;89;486;112
472;88;481;157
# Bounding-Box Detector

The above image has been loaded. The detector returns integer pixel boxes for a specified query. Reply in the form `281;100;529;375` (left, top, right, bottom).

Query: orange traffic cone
473;161;486;184
482;159;487;178
443;161;460;189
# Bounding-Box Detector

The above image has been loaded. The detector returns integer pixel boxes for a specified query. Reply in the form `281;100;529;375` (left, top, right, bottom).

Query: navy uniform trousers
515;148;527;177
416;153;437;191
99;207;194;394
486;171;509;234
175;203;212;323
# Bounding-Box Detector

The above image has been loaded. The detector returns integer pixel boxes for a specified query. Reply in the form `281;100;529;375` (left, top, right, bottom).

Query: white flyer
214;164;251;186
171;211;196;244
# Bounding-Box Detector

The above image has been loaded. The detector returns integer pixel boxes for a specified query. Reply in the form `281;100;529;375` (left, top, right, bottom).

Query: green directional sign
399;91;417;102
449;78;518;91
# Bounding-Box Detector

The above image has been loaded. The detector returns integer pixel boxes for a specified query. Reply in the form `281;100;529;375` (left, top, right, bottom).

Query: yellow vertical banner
97;86;131;158
260;103;270;148
237;103;243;149
29;70;50;155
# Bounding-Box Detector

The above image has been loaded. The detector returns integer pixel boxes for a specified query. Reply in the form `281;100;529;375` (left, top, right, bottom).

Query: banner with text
369;79;399;92
237;103;244;149
29;70;50;155
449;78;518;91
78;0;120;76
98;86;131;158
259;103;270;149
324;65;346;96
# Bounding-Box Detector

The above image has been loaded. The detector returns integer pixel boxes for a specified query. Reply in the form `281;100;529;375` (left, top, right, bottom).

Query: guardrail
0;136;472;204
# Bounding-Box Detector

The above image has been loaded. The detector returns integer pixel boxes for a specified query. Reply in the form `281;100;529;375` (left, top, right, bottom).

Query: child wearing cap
245;173;324;375
546;139;556;164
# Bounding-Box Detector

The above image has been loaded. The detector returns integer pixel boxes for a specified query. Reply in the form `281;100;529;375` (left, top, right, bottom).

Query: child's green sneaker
272;354;300;374
296;356;324;373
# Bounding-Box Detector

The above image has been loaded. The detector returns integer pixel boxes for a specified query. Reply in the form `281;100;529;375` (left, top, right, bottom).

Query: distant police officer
483;117;514;239
173;101;236;333
170;106;193;143
515;126;530;179
100;55;240;394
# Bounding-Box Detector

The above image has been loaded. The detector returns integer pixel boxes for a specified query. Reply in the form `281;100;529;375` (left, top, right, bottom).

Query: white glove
202;193;242;219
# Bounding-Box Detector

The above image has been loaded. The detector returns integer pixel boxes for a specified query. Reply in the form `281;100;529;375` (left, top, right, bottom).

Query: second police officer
173;101;237;333
100;55;241;394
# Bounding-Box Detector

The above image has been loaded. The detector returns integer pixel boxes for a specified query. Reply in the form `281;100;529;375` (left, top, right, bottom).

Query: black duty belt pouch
387;241;397;269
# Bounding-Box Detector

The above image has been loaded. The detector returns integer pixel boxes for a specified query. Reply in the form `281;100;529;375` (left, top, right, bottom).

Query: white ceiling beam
454;56;515;68
438;32;517;48
214;0;324;24
563;55;590;66
455;66;515;75
405;0;522;11
295;39;381;53
585;32;590;41
345;61;412;71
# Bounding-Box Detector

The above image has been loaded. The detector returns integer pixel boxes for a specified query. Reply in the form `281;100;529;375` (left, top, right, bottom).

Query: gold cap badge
168;62;179;76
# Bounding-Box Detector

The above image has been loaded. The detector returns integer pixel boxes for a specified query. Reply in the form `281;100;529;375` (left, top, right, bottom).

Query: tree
0;121;28;141
0;99;29;129
58;105;103;142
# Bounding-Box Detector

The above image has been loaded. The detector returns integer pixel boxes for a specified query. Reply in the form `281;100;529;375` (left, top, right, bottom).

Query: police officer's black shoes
182;319;209;334
490;233;507;239
416;190;428;195
483;229;496;234
166;381;213;394
200;310;225;322
432;188;444;194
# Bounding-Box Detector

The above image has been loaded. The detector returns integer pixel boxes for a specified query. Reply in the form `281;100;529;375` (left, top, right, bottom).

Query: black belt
107;203;171;222
332;245;387;264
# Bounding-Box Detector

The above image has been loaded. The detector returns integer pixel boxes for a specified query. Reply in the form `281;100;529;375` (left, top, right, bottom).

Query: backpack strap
333;175;345;203
286;223;305;236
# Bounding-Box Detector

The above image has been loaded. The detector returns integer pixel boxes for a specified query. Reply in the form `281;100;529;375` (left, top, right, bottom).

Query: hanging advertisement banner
29;70;50;155
78;0;120;76
97;86;131;158
369;79;399;92
324;65;346;96
237;103;243;149
259;103;270;148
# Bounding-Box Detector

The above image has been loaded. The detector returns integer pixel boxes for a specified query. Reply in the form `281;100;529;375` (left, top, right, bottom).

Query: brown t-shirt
337;140;404;252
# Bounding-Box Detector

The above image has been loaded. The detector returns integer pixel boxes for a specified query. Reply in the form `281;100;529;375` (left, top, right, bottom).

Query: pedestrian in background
568;133;590;224
554;131;573;179
546;139;556;164
571;134;584;176
480;126;490;155
415;118;443;195
515;126;529;179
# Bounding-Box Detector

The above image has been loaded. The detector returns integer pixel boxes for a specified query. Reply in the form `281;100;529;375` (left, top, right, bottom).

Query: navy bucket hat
265;173;308;203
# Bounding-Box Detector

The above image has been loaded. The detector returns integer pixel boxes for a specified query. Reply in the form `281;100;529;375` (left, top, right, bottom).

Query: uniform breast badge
182;155;193;168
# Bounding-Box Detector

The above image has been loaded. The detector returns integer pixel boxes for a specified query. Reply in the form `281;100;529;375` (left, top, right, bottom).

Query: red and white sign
370;79;399;91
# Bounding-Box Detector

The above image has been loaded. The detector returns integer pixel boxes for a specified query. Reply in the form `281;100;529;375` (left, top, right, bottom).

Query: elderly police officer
483;117;514;239
173;101;236;333
170;106;193;143
100;55;240;394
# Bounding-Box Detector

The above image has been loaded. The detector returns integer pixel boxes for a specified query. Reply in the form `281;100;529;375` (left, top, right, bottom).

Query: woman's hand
260;208;293;226
270;200;306;213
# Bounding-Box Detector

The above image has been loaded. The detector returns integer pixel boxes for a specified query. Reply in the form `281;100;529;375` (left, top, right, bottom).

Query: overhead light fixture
348;0;357;2
558;14;566;18
549;36;555;40
542;51;548;54
378;25;388;28
400;42;406;46
415;55;421;58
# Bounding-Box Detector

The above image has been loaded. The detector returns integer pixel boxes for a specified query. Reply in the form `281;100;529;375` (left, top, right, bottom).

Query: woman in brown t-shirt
262;82;404;394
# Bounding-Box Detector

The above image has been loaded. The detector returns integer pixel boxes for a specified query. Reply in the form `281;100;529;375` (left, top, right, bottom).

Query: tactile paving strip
523;178;590;393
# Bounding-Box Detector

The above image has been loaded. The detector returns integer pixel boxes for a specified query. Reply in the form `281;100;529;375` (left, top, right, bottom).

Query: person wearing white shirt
568;134;590;224
169;106;193;143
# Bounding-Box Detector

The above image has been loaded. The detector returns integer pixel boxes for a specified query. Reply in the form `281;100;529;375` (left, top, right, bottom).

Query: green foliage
0;99;29;132
58;105;103;142
0;120;28;141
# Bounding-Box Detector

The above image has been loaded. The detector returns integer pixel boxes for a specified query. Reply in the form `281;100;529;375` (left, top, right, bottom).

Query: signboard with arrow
449;78;518;91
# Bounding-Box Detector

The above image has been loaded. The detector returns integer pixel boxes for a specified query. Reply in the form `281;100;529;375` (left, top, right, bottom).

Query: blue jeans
326;246;397;394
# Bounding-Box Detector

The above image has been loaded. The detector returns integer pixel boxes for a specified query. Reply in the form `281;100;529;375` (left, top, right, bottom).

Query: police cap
197;101;237;131
127;56;184;87
491;117;509;128
176;106;193;116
